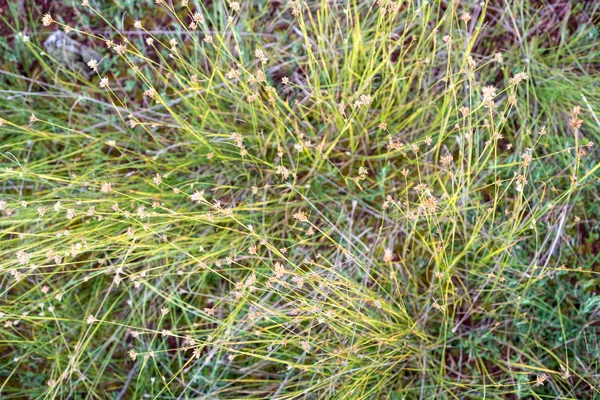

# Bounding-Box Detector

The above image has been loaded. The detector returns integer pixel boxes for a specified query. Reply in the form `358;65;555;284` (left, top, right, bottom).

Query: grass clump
1;0;599;398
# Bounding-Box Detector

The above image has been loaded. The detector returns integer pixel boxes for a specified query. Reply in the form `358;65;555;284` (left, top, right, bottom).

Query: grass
0;0;599;398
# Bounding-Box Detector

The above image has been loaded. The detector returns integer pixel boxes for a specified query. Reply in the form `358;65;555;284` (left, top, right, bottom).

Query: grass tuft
1;0;599;398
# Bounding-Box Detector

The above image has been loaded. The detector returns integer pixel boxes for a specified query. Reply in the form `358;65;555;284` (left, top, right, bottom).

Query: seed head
100;182;112;193
300;340;310;352
128;349;137;360
99;77;110;88
293;211;308;222
383;248;393;262
42;13;53;26
16;250;31;266
255;48;268;64
87;59;99;71
191;190;205;203
482;86;497;101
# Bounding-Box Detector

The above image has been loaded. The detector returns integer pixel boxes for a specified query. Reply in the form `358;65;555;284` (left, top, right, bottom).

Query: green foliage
0;0;599;399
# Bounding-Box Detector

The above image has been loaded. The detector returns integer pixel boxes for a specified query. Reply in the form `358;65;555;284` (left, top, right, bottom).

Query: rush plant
1;0;599;398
